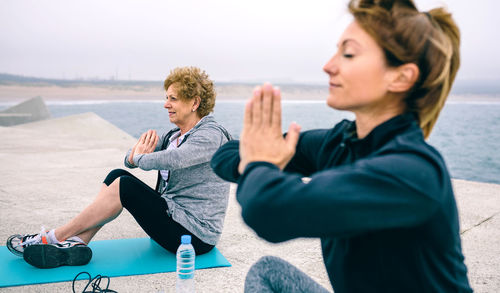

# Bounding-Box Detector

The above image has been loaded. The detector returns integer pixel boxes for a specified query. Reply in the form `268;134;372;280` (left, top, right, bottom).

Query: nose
164;99;171;109
323;53;339;76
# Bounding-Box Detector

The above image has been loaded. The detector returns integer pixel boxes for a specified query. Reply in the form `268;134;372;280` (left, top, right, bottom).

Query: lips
329;82;341;88
168;112;176;117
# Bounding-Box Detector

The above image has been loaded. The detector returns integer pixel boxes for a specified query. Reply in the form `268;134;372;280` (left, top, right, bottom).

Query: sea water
2;99;499;185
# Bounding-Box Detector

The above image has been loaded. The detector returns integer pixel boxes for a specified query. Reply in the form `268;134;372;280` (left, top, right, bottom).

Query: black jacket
211;113;472;292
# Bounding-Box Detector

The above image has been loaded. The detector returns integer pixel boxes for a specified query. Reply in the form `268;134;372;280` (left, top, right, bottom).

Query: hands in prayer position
238;83;301;174
128;129;159;165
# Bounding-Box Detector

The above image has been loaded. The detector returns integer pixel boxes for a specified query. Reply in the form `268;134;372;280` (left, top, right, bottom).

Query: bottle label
177;248;195;280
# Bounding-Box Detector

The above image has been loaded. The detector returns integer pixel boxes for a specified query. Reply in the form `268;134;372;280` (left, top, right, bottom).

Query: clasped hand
128;129;159;165
238;83;301;174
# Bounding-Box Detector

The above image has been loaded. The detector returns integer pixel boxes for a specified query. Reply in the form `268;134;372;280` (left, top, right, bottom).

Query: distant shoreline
1;84;499;104
0;84;328;102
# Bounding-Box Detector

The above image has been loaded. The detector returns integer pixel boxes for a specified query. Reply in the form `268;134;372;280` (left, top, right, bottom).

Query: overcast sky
1;0;499;83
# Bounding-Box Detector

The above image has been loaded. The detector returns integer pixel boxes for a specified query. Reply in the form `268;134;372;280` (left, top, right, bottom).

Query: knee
245;256;282;293
254;256;282;268
103;169;129;186
118;175;138;207
248;256;282;276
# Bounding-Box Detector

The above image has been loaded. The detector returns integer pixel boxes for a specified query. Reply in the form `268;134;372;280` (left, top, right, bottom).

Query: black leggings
103;169;214;255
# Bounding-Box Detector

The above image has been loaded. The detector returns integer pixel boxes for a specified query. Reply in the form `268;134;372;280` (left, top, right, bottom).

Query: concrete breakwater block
0;96;51;126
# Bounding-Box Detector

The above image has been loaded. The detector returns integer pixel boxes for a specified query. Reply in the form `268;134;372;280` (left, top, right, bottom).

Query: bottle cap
181;235;191;244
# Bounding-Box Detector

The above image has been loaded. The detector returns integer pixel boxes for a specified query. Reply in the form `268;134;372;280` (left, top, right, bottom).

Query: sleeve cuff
241;161;280;178
132;154;143;166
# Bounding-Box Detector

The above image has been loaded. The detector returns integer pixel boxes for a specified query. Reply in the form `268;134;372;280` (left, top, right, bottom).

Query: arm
133;127;226;171
283;129;331;176
124;148;137;169
211;140;241;182
237;152;444;243
211;130;325;183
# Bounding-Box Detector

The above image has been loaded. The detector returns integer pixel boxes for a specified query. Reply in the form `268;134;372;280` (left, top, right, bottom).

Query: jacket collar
161;115;214;148
343;112;419;158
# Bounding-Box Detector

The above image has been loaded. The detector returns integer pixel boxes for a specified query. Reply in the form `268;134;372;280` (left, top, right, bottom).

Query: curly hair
164;67;216;118
349;0;460;139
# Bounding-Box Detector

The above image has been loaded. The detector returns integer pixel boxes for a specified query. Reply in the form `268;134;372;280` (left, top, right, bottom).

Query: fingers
243;96;253;131
145;130;157;150
148;130;155;141
261;83;273;127
272;87;282;130
138;130;157;149
139;132;147;143
251;86;262;127
141;130;150;145
248;83;279;129
285;122;301;150
151;132;159;150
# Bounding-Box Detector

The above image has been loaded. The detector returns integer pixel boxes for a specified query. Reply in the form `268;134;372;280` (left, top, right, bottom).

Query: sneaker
23;238;92;269
6;227;50;257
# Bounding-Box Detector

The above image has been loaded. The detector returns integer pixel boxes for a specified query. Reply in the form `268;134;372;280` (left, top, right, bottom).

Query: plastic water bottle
176;235;196;293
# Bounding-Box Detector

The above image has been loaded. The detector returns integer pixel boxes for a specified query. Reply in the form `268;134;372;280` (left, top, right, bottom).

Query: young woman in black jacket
211;0;471;292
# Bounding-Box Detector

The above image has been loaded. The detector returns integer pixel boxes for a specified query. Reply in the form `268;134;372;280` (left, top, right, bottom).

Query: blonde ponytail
418;8;460;138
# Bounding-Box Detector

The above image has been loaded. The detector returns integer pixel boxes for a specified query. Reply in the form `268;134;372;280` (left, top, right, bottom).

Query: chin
326;95;341;110
327;94;352;111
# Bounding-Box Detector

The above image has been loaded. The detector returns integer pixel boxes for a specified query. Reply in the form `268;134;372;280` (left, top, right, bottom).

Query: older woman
8;66;231;268
211;0;471;292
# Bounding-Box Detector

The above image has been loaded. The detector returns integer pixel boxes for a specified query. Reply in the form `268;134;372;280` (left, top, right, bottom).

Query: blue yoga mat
0;237;231;288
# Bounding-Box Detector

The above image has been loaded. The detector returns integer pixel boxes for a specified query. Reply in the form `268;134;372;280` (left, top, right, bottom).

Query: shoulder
389;126;446;166
190;116;231;142
374;126;451;196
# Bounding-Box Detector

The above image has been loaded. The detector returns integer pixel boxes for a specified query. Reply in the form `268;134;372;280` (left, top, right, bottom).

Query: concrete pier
0;113;498;292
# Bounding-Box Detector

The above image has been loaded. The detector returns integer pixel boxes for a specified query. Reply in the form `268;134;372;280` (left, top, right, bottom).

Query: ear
387;63;419;93
192;96;201;110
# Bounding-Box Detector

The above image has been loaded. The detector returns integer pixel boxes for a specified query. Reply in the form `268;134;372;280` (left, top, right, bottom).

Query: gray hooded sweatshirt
124;115;231;245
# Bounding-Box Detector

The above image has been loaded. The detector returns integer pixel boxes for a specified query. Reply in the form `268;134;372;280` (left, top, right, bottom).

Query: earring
192;109;195;112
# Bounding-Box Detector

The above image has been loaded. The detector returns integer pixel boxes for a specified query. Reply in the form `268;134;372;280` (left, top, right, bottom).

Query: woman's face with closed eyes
323;21;400;114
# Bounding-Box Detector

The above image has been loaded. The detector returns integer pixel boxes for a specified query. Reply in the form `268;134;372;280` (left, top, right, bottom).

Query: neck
354;103;404;139
177;115;202;135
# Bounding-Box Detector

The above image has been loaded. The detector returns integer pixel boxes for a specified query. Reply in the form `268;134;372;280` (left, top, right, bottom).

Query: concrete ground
0;113;498;292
